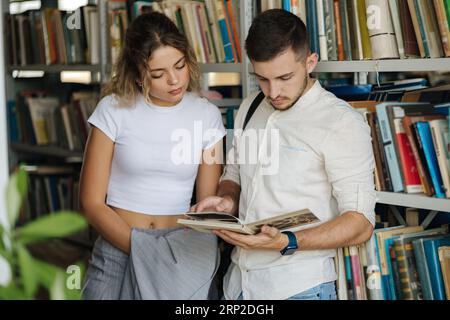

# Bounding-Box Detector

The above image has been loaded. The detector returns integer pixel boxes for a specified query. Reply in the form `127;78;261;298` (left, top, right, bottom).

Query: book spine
413;0;431;57
356;0;372;59
389;244;403;299
394;240;414;299
413;239;434;300
402;116;434;196
333;0;345;61
424;240;450;300
225;0;242;62
388;0;406;59
349;245;365;300
429;121;450;198
215;0;235;62
316;0;328;61
306;0;320;55
415;122;446;198
438;247;450;300
366;234;384;300
433;0;450;57
339;0;352;60
398;0;420;57
365;0;400;59
324;0;337;60
405;242;424;299
406;0;426;57
393;118;423;193
376;104;404;192
344;247;355;299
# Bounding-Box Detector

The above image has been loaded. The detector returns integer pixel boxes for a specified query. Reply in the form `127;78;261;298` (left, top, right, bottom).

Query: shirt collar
289;79;322;112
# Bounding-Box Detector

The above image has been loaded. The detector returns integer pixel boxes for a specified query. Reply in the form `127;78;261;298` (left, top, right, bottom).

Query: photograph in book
177;208;320;235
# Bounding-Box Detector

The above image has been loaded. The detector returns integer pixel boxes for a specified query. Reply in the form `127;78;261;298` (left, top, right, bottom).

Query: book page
184;211;242;223
246;209;319;233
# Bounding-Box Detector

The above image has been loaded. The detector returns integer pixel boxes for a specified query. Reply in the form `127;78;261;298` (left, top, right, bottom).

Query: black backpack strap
242;91;265;130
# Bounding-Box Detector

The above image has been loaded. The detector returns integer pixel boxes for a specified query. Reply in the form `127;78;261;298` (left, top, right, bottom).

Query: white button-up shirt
221;80;376;300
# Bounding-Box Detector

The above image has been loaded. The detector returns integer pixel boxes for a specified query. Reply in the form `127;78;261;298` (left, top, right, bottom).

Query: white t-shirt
87;92;226;215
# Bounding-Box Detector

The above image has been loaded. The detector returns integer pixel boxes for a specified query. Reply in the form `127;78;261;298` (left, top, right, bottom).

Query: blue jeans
287;281;337;300
234;281;337;300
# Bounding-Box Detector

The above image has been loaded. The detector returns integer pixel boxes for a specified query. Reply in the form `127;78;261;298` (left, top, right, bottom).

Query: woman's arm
195;140;224;202
79;127;132;254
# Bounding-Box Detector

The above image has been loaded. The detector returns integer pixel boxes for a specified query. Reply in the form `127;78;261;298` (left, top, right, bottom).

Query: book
413;235;450;299
423;236;450;300
177;208;319;235
366;0;400;59
393;227;448;300
438;246;450;299
415;121;446;198
429;119;450;198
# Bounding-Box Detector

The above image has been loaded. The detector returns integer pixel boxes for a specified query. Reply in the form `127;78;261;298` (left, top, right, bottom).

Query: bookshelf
8;64;102;72
0;0;448;301
0;0;253;245
2;0;251;161
377;191;450;212
315;58;450;73
10;142;83;163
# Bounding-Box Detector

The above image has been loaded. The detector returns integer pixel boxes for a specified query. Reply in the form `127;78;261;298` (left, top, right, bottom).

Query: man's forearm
295;211;373;251
217;180;241;215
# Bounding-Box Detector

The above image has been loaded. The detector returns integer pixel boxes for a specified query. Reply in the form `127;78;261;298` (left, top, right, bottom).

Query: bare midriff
111;206;185;229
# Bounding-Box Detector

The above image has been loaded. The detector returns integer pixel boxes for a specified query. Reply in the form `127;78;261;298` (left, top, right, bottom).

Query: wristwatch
280;231;298;256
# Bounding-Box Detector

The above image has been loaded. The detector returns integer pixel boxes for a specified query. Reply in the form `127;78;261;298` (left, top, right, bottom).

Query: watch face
281;247;297;256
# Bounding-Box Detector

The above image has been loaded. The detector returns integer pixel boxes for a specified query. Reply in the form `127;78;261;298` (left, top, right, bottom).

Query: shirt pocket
271;143;322;188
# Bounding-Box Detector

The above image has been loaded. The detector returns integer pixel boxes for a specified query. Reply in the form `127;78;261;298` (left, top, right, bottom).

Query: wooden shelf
376;191;450;212
8;64;101;73
211;98;242;107
200;63;242;73
314;58;450;73
10;143;83;163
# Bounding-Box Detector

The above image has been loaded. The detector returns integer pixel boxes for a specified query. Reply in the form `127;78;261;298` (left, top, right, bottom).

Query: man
192;9;376;300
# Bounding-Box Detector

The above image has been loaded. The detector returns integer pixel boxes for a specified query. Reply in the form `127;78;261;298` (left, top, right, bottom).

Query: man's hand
213;225;289;251
190;196;235;213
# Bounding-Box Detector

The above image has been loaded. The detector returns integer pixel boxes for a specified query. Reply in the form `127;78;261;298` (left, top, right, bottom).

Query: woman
80;12;225;300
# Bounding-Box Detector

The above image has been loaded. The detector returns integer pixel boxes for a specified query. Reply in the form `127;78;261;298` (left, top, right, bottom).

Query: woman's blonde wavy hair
102;12;200;107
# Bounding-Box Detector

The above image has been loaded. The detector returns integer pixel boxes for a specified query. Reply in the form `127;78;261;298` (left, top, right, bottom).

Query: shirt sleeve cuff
334;184;377;227
220;164;241;186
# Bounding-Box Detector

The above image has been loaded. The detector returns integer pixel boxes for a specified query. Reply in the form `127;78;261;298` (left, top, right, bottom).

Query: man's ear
306;52;319;74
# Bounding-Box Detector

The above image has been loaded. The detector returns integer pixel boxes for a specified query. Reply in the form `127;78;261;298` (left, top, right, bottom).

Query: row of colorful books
7;90;99;151
18;165;80;226
113;0;242;65
5;5;100;66
348;90;450;197
259;0;450;60
338;220;450;300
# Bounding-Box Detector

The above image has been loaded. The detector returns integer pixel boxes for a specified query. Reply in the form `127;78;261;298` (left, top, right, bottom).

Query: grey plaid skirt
81;227;220;300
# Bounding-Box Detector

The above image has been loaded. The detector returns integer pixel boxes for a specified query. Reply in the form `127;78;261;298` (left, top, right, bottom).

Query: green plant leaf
5;169;28;228
0;254;12;287
0;282;28;300
16;167;28;198
14;211;88;245
17;244;38;298
33;259;60;289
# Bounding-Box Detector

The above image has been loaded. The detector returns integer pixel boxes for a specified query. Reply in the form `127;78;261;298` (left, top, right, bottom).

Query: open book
177;208;319;235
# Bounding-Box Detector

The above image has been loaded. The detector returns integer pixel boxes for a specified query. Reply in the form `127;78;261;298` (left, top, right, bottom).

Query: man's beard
271;73;310;111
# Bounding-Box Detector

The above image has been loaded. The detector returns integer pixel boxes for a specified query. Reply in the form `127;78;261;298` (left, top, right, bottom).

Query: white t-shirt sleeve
202;103;226;150
87;96;122;142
